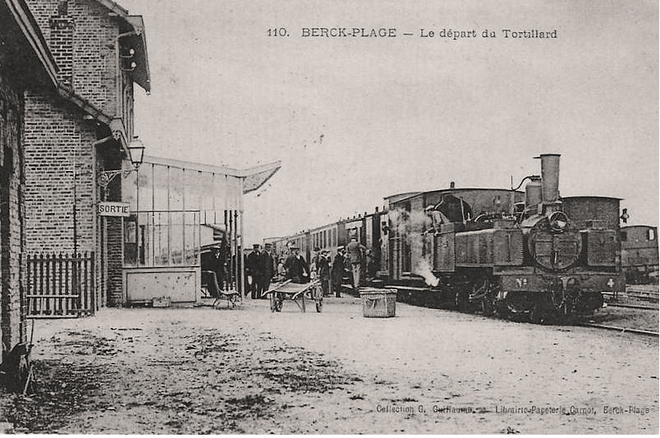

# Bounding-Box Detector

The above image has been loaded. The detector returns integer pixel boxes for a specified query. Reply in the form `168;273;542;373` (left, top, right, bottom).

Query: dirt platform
1;297;657;434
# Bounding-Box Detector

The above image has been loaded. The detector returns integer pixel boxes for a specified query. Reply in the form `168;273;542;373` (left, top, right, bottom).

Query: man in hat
345;236;367;293
310;247;321;278
259;243;277;297
246;244;263;298
284;245;310;283
331;246;345;297
317;249;331;297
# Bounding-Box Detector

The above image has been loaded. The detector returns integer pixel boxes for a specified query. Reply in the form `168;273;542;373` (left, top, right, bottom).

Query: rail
579;322;659;337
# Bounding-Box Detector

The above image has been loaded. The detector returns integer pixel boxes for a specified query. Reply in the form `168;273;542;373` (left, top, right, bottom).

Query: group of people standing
211;237;372;299
245;236;370;299
278;236;368;296
245;243;277;299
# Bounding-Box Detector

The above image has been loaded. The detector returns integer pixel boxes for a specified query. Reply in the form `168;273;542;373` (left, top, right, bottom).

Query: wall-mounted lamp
121;61;137;72
98;139;145;188
128;139;144;169
120;48;135;59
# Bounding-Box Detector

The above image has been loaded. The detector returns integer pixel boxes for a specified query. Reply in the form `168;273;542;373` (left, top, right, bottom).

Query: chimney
537;154;561;204
49;1;75;86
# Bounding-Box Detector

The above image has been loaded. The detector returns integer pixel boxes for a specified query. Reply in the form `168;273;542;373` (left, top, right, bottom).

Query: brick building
21;0;150;311
0;0;59;352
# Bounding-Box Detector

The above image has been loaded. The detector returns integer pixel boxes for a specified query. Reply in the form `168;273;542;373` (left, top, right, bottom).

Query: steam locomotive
267;154;625;323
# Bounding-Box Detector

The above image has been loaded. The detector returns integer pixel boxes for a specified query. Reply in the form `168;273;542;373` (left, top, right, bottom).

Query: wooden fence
26;252;95;317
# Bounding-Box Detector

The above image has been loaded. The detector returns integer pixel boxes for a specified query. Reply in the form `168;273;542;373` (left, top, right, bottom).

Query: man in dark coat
246;244;263;298
317;249;331;297
331;247;345;297
259;243;277;298
284;246;310;283
208;247;226;291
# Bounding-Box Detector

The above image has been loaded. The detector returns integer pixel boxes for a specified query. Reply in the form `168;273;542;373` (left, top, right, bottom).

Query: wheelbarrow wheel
270;293;283;312
312;284;323;313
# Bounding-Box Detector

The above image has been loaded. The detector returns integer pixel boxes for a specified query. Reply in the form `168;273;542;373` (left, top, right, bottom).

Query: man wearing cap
284;246;310;283
317;249;331;296
246;244;263;298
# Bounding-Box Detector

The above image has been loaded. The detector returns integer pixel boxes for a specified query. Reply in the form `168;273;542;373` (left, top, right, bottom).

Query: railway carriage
620;225;659;284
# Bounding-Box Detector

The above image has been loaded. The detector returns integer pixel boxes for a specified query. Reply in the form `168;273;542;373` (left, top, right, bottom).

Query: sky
118;0;658;244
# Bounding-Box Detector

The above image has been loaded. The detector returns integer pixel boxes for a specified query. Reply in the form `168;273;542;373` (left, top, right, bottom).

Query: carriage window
648;229;656;241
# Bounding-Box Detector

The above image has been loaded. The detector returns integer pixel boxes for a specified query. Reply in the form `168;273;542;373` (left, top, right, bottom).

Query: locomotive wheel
529;304;553;325
504;292;532;322
481;296;495;316
494;299;509;318
455;290;470;313
314;286;323;313
270;293;283;312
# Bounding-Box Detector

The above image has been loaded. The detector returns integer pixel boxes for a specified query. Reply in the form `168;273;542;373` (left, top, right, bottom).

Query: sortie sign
98;202;130;217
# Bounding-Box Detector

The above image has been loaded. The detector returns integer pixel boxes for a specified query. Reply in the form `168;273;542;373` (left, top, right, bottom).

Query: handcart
262;279;323;313
201;270;240;308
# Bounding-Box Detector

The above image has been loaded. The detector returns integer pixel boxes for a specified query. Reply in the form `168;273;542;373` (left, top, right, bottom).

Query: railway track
620;286;659;303
606;302;658;311
579;322;659;337
603;286;659;303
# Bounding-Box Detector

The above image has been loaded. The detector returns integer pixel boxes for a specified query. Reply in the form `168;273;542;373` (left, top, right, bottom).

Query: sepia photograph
0;0;657;434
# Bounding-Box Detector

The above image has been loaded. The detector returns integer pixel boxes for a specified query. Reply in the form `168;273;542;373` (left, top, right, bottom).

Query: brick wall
23;0;137;308
23;90;97;255
0;73;27;349
26;0;119;117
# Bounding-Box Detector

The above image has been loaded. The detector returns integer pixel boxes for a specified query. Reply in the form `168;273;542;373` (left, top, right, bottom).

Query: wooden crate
360;288;396;318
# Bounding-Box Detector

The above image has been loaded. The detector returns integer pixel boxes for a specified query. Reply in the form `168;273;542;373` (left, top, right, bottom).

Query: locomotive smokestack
537;154;560;204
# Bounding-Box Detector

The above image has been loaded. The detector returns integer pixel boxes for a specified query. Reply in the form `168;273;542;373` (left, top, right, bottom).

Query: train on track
266;154;626;323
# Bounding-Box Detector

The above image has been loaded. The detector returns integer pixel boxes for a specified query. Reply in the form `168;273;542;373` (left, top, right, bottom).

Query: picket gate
26;252;95;317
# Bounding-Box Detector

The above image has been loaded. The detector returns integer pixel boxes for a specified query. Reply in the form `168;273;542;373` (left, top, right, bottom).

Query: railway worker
317;249;331;296
331;246;345;297
346;237;367;293
246;244;263;299
284;246;310;283
425;204;450;234
259;243;277;298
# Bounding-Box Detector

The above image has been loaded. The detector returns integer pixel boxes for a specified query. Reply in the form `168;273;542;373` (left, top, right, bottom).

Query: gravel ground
0;295;657;434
